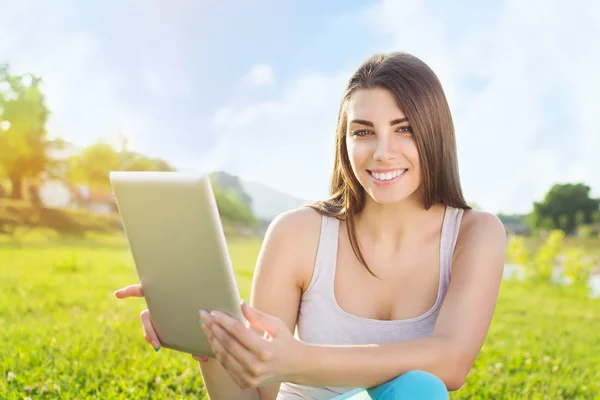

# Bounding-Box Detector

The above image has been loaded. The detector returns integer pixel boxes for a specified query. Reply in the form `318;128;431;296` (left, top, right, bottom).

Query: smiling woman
115;52;506;400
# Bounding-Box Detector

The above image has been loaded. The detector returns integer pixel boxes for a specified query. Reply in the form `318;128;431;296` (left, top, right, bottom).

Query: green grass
1;235;599;399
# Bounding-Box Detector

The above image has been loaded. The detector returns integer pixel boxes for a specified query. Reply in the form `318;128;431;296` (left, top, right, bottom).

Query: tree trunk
9;175;22;200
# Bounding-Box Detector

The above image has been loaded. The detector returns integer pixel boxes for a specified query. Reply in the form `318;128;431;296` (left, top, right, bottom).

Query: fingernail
243;299;249;306
154;346;161;352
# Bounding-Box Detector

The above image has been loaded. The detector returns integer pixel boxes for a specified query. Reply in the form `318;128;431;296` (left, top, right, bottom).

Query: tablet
110;171;244;358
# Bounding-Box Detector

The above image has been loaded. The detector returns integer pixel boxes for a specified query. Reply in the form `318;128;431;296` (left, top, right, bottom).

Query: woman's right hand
114;284;209;362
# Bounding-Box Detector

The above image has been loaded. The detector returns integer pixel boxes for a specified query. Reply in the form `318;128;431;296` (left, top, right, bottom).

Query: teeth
371;169;405;181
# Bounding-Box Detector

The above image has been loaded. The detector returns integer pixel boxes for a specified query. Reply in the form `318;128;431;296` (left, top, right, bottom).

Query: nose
373;135;396;163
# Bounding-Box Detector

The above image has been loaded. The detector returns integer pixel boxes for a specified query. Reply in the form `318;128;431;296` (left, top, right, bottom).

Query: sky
1;0;599;214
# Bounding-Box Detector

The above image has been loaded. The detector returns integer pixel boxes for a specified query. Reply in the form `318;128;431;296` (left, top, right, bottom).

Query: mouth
367;169;407;183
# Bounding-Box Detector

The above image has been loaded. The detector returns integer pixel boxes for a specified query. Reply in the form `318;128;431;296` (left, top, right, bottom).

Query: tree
68;140;176;189
0;64;66;199
68;141;121;189
119;151;176;173
530;183;600;234
213;186;257;227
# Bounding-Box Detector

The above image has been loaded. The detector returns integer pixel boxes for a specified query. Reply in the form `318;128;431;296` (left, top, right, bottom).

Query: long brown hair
307;52;470;277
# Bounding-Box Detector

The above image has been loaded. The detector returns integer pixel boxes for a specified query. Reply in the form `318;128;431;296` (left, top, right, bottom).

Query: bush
0;199;122;236
0;199;36;233
38;207;122;235
529;229;565;283
578;224;599;239
213;186;257;227
562;248;594;287
506;235;530;266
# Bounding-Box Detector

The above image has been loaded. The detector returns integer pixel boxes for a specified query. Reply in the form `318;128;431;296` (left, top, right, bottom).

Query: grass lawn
1;235;599;399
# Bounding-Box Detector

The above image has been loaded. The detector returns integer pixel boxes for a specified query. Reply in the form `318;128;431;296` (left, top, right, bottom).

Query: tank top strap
303;215;340;296
440;206;464;287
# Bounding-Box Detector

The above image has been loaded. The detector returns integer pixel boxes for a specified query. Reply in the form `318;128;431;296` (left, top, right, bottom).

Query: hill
209;171;310;221
239;179;311;221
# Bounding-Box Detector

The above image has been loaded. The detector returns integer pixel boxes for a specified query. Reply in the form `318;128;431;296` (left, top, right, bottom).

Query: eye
396;125;413;134
351;129;373;137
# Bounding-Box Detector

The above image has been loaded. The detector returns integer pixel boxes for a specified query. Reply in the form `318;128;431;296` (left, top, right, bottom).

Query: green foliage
530;183;600;234
68;141;121;188
506;230;598;299
0;64;66;199
120;151;176;173
213;185;257;227
210;171;253;208
578;224;599;239
497;213;528;226
506;235;530;267
68;141;176;190
529;230;565;283
0;199;121;235
562;248;594;287
1;239;599;399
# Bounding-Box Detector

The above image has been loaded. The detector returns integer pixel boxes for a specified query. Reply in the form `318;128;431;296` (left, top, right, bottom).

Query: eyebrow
349;117;408;127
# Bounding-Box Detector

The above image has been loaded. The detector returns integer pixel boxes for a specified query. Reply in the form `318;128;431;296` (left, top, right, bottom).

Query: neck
353;194;445;247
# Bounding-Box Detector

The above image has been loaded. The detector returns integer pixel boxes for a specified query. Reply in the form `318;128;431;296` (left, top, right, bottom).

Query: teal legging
332;370;449;399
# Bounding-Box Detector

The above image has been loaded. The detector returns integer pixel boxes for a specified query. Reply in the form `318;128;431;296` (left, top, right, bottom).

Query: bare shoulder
267;206;323;239
454;209;506;267
459;208;506;240
258;206;324;290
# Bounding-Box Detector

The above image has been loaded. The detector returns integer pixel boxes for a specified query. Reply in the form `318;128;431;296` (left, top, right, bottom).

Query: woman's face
345;87;422;205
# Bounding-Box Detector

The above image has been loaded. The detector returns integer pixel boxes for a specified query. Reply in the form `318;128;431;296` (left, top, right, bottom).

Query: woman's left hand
199;300;304;389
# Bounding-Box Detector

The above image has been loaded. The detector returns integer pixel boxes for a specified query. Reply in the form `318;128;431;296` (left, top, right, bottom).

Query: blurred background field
1;228;599;399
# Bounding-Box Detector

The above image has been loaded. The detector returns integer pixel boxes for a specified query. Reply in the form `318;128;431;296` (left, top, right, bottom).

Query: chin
366;190;413;205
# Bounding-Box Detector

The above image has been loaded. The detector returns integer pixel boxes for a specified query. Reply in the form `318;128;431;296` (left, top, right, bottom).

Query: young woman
115;52;506;400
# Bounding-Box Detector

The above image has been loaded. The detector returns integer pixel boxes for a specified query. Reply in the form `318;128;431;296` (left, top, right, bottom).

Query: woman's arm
203;208;320;400
289;211;507;390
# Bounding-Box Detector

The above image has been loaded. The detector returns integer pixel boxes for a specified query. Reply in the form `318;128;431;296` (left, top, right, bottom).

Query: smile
367;169;407;185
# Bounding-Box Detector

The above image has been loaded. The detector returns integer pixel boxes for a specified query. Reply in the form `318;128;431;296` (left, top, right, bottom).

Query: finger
140;309;161;351
199;310;215;339
210;331;254;389
241;301;283;337
192;355;209;362
211;311;268;359
211;322;257;372
114;284;143;298
199;311;221;359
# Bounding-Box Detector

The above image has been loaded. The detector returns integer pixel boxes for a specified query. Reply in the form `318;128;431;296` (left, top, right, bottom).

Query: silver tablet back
110;171;243;357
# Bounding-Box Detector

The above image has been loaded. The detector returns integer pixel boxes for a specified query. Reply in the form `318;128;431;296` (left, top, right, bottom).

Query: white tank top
277;206;464;399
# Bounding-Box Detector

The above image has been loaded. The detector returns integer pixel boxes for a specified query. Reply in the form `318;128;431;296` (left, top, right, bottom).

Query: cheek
404;140;420;170
346;141;371;175
407;147;422;182
347;140;370;162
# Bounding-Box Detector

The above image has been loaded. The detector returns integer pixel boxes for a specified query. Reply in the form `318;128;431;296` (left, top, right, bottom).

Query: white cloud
140;67;191;99
208;0;600;213
245;64;276;88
